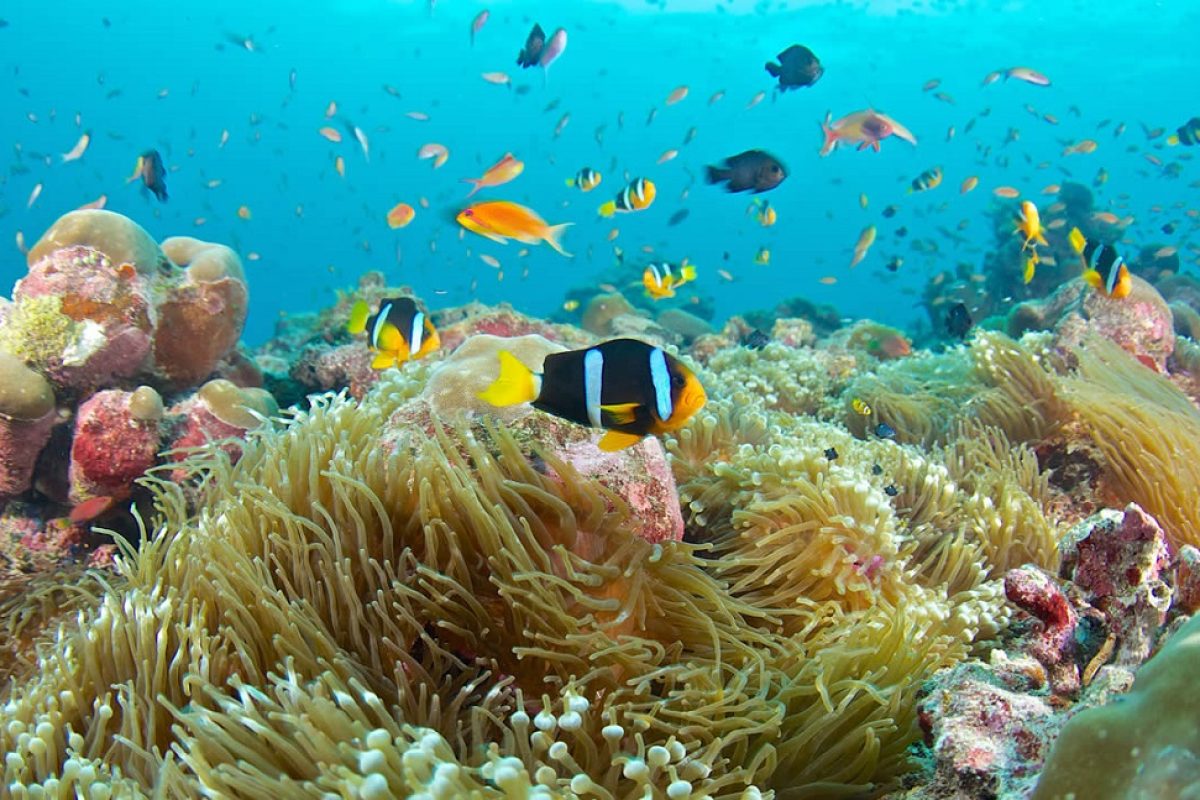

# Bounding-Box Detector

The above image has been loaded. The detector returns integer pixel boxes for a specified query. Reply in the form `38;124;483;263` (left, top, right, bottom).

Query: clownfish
642;259;697;300
348;296;440;369
477;338;707;451
599;178;656;218
1069;227;1132;299
909;166;943;193
566;167;602;192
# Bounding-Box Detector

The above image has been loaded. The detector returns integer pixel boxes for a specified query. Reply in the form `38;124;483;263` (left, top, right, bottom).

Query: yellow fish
643;259;697;300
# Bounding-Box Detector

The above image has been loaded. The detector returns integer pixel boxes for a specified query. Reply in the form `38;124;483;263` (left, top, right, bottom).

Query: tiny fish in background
463;153;524;197
128;149;168;202
566;167;601;192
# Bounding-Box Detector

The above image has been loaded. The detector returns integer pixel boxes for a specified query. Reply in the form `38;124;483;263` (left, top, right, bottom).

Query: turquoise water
1;0;1196;344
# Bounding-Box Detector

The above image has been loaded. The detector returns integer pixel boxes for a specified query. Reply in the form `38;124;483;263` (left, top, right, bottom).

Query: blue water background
1;0;1197;345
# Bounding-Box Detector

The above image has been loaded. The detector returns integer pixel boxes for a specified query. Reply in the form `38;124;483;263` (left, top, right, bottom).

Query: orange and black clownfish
598;178;656;218
643;259;697;300
477;338;707;451
1069;227;1132;299
348;296;440;369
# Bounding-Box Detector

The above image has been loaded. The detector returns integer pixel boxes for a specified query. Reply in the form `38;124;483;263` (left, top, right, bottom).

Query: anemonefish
347;296;440;369
909;166;943;193
599;178;656;218
642;259;697;300
477;338;707;451
566;167;602;192
1167;117;1200;147
1069;227;1132;299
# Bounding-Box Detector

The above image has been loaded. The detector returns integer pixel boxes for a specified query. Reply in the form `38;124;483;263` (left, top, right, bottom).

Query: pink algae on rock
68;389;162;504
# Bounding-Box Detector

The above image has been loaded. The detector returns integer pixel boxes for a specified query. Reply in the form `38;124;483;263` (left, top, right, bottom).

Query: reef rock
1010;276;1174;370
68;388;163;505
1059;505;1173;666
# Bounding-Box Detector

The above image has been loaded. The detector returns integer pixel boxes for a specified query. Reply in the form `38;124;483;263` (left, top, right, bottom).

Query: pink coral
1004;566;1081;695
914;660;1060;799
68;390;162;503
1060;505;1173;665
436;303;593;353
15;245;153;392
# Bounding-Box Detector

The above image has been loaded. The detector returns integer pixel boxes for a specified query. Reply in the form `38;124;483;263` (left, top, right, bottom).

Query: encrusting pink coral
68;389;162;505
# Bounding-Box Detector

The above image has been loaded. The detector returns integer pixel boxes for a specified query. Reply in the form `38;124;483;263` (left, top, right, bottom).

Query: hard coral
26;208;167;275
1033;613;1200;799
152;275;248;389
0;353;56;498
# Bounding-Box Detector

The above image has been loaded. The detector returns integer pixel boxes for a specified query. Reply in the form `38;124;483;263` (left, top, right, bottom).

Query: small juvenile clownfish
642;259;697;300
347;296;440;369
908;166;943;193
477;338;707;451
599;178;656;218
1069;227;1132;299
566;167;602;192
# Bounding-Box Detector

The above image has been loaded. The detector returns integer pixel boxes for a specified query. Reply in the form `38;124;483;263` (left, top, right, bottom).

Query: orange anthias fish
819;109;917;156
463;153;524;197
457;200;572;256
1014;200;1049;251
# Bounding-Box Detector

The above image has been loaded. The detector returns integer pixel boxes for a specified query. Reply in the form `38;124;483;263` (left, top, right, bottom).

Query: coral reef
1033;613;1200;799
0;210;256;569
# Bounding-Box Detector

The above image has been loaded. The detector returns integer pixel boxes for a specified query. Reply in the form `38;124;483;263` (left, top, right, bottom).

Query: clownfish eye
671;372;686;389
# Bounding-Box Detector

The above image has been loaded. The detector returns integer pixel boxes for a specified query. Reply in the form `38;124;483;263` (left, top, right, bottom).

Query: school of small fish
1;4;1196;353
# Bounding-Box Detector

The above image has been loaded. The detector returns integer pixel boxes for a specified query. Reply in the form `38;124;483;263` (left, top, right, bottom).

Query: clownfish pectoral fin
348;300;371;334
600;402;641;426
598;430;644;452
477;350;539;407
1023;257;1036;285
1068;227;1087;255
371;352;398;370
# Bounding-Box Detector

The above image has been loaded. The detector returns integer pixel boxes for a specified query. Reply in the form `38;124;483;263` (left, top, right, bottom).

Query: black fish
667;208;690;226
874;422;897;440
946;302;972;339
742;328;770;350
765;44;823;91
824;447;839;460
517;23;546;68
884;484;899;497
139;149;168;202
705;149;787;194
